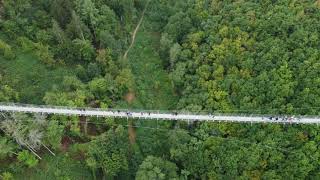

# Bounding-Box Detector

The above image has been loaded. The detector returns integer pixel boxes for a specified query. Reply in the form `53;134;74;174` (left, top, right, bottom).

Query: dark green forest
1;0;320;179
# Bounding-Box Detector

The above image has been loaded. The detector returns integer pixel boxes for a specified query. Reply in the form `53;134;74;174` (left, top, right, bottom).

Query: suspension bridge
0;103;319;124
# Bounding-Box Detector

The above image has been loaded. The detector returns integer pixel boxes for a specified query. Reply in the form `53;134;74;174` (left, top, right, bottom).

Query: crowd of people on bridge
76;108;219;120
108;110;182;117
266;115;300;123
77;108;184;118
77;108;300;123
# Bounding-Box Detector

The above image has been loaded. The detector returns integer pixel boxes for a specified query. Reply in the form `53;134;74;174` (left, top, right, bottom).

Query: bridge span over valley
0;103;318;124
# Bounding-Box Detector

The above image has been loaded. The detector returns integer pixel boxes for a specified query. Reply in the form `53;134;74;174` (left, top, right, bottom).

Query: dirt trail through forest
123;0;151;59
125;1;151;144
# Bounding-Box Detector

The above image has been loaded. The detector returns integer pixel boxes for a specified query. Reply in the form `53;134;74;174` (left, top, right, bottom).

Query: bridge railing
0;102;319;120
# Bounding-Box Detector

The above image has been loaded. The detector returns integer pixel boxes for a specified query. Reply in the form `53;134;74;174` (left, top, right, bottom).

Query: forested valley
1;0;320;179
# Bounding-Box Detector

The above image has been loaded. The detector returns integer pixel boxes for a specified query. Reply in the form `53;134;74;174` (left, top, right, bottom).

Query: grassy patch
0;53;73;104
127;31;177;110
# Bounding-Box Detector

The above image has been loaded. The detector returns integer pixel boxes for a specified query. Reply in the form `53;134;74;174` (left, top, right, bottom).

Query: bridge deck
0;104;318;124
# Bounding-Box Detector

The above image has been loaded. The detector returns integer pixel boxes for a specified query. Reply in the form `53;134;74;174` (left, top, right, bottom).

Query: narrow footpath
123;0;151;60
123;0;151;144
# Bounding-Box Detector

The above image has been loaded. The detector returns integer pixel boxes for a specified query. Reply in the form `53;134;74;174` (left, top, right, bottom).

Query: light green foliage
115;68;134;93
43;75;92;107
86;126;129;178
72;39;95;62
169;43;181;69
136;156;178;180
52;20;66;44
0;137;16;159
74;0;98;26
17;37;36;52
88;76;115;105
62;76;84;91
86;157;97;179
96;48;112;67
88;78;108;98
0;39;14;59
0;85;19;102
34;42;55;66
1;172;14;180
44;120;64;150
17;150;39;168
3;0;31;17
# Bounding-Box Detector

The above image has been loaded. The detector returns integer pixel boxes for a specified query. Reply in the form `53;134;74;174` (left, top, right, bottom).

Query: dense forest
1;0;320;179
